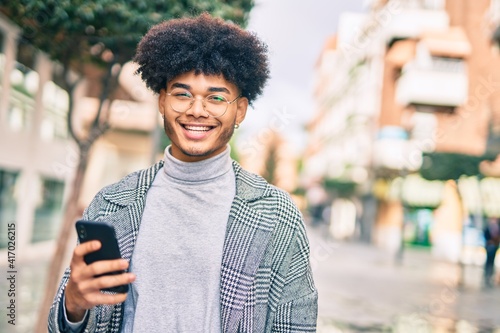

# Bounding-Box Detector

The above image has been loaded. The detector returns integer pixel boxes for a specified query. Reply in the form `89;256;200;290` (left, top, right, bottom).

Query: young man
48;13;317;332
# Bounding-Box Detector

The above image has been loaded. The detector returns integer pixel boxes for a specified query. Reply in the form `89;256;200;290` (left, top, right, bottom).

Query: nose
186;97;209;118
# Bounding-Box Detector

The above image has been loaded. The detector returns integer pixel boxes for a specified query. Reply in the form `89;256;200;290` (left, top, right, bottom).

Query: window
485;121;500;157
8;39;38;131
31;177;65;243
0;169;19;249
41;80;69;140
41;63;70;140
429;56;465;73
16;38;36;70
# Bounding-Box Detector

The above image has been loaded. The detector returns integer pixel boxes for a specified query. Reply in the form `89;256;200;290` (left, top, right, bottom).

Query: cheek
163;116;177;137
219;123;235;143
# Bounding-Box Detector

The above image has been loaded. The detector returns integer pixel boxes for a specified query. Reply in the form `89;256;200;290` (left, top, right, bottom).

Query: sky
238;0;366;153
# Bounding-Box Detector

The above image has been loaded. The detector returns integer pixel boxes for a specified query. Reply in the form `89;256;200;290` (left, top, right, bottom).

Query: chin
186;143;227;159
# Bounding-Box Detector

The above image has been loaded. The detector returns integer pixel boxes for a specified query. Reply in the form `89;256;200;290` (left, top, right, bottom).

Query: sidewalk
308;225;500;332
2;225;498;333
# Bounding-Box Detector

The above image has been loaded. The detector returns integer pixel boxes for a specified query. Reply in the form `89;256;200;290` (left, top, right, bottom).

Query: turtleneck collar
162;145;232;183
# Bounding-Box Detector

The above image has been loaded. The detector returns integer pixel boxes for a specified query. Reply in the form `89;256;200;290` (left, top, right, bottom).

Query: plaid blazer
48;160;318;332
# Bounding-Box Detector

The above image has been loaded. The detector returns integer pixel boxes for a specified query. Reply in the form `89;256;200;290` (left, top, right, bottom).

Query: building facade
304;0;500;262
0;13;159;264
0;13;77;261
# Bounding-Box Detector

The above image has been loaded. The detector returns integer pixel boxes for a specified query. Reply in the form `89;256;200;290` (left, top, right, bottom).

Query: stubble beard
164;118;235;158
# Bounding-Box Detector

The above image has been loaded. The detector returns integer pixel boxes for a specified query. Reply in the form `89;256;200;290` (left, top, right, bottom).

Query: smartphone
75;220;129;293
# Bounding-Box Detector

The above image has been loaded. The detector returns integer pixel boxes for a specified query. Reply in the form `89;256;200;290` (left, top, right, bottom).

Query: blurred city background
1;0;500;332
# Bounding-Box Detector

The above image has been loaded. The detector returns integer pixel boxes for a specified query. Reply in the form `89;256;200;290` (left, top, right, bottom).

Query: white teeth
185;125;211;131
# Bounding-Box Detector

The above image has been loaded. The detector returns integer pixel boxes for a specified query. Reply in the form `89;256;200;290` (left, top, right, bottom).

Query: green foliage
291;186;306;196
157;126;172;154
1;0;254;70
229;137;240;162
420;152;497;181
323;178;357;198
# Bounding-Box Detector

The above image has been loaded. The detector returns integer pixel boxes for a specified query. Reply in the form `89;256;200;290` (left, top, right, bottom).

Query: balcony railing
383;7;449;41
396;59;468;108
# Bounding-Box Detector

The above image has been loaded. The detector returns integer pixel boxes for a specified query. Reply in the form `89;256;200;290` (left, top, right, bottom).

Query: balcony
373;126;422;172
395;57;468;108
383;8;449;41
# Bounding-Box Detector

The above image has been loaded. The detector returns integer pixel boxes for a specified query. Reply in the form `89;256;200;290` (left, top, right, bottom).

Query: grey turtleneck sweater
121;146;235;332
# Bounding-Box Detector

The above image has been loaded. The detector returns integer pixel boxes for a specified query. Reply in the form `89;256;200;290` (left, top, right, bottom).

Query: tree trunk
34;145;90;333
34;63;117;332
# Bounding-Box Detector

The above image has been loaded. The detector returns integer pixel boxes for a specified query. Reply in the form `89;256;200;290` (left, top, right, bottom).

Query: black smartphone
75;220;129;293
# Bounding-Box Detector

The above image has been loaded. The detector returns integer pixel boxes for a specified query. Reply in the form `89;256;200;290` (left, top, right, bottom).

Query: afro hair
133;13;270;105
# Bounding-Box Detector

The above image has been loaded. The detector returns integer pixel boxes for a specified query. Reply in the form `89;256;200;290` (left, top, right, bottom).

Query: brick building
304;0;500;261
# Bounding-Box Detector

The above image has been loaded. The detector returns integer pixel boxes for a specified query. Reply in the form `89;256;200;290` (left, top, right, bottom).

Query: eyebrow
171;82;231;94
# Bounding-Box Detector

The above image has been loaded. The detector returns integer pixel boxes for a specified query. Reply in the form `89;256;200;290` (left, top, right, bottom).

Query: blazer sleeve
47;192;105;333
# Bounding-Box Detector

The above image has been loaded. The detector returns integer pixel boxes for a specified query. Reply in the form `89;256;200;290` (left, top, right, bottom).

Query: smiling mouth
182;125;214;132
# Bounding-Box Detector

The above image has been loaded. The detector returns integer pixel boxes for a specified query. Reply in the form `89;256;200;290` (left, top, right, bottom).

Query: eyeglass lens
168;90;230;117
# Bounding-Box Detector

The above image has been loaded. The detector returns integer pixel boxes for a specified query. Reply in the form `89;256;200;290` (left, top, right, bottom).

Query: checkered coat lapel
220;162;275;332
221;163;318;333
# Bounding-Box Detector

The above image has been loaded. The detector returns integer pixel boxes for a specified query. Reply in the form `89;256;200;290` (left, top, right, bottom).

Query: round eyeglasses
166;89;241;118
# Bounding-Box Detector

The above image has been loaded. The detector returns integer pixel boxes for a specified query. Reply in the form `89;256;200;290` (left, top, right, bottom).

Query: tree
0;1;253;331
419;152;495;181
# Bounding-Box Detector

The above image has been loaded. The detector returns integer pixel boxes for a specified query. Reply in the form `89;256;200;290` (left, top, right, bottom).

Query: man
484;217;500;288
48;13;318;332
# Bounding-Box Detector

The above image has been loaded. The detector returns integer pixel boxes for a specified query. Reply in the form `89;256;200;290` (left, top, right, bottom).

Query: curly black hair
133;13;270;105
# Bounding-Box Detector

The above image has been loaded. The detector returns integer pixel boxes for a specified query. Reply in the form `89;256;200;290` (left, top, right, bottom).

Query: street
308;225;500;332
1;225;499;333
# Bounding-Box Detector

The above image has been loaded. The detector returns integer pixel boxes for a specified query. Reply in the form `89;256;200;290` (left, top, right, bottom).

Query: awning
374;174;500;216
401;174;444;208
373;174;444;209
459;176;500;218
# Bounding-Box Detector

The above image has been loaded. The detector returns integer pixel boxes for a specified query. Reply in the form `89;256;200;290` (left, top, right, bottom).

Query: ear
158;89;167;116
235;96;248;125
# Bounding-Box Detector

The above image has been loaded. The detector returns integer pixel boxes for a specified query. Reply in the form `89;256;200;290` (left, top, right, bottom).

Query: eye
207;94;227;103
171;90;192;99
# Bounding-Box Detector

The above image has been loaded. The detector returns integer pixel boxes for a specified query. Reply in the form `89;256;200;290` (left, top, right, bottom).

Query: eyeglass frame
165;91;241;118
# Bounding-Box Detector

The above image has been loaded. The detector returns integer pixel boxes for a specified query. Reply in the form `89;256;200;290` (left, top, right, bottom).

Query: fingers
85;290;129;305
87;259;129;278
65;241;134;320
65;271;134;321
74;240;101;259
71;258;129;284
71;240;128;279
79;272;135;295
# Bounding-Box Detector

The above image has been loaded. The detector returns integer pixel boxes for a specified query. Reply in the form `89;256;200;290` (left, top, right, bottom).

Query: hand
64;241;136;322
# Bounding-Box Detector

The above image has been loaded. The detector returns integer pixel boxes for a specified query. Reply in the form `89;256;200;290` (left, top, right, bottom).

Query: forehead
167;70;237;92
